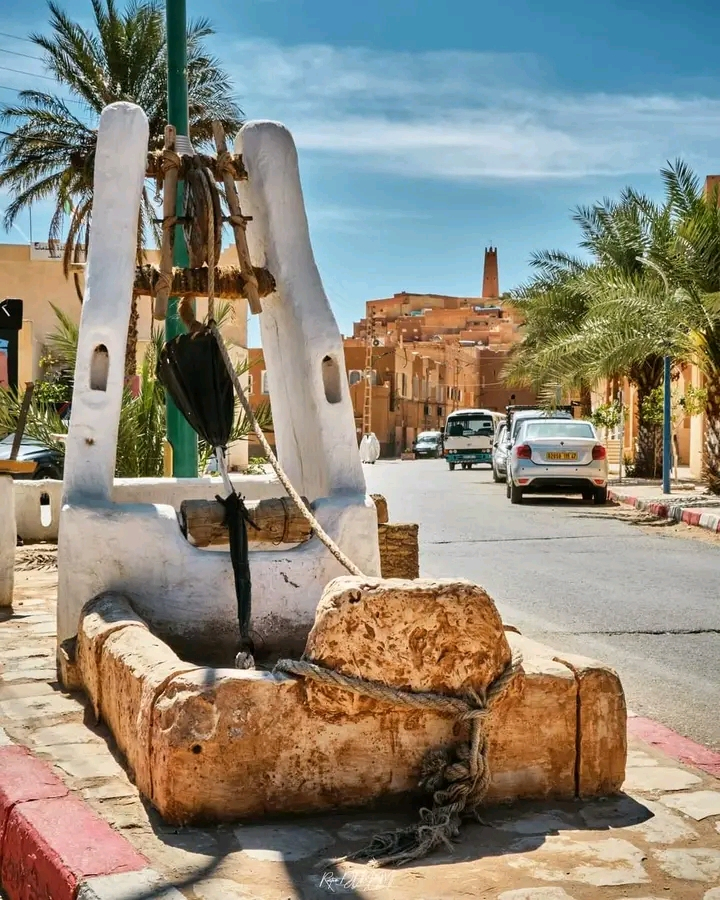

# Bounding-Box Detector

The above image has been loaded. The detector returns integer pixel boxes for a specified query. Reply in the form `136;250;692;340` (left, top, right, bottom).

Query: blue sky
2;0;720;346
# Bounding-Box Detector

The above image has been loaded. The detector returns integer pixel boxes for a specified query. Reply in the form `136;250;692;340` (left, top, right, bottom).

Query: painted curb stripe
0;746;147;900
609;491;720;533
628;716;720;779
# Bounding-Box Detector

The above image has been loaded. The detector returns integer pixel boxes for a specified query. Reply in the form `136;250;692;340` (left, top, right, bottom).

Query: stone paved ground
2;557;720;900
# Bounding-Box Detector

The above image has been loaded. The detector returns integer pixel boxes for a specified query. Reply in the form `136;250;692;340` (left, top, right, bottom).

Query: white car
507;418;608;505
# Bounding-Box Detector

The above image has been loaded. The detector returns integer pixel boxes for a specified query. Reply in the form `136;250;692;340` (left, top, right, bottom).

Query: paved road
365;459;720;750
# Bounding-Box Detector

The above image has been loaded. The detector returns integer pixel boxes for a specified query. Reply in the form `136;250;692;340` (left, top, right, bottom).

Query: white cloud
222;40;720;181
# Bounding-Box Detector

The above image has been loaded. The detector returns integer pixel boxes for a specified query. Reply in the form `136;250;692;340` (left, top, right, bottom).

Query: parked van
443;409;504;470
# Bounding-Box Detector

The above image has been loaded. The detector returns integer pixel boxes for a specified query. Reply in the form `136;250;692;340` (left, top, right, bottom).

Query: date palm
0;0;242;379
504;249;593;413
659;161;720;491
506;192;672;477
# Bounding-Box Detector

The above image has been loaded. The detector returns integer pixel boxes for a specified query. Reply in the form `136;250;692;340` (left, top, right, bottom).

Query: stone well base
75;580;626;825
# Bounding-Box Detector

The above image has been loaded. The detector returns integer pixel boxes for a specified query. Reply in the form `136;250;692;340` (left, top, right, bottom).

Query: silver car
507;418;608;505
491;422;508;482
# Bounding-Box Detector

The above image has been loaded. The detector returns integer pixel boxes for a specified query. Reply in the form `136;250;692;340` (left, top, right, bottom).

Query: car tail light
515;444;532;459
592;445;607;461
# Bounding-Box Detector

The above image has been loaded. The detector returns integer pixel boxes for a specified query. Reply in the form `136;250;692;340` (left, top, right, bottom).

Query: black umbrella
157;325;254;662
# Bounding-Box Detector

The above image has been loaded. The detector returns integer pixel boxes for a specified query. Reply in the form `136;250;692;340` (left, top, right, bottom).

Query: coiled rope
274;651;523;867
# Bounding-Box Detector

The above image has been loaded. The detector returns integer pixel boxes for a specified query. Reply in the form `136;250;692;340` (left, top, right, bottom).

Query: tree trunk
124;296;139;385
630;357;664;479
702;377;720;494
579;382;592;417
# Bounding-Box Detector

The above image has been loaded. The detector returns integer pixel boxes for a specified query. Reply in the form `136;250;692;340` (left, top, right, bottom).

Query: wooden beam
180;496;313;547
0;460;37;475
213;122;262;315
133;264;275;300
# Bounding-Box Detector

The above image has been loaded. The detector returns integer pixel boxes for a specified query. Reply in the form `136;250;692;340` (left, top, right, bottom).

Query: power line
0;64;58;82
0;30;38;46
0;84;87;108
0;47;43;63
0;128;74;147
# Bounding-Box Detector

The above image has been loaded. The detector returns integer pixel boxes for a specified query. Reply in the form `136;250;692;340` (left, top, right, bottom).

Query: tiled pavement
2;556;720;899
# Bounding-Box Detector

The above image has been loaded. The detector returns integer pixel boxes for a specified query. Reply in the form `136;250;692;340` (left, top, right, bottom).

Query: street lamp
637;257;672;495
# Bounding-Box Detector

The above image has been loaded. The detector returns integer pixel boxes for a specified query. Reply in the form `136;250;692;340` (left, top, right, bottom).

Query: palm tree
0;0;242;379
656;162;720;491
506;192;673;477
504;250;593;413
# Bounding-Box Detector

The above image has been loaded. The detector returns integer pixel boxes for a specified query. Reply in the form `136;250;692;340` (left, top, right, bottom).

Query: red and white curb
0;744;183;900
608;489;720;533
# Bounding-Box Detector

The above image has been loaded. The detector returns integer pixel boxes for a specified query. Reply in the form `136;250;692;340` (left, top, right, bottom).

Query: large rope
209;322;364;577
274;652;523;867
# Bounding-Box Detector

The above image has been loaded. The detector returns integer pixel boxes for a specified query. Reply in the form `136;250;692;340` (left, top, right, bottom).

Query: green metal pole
165;0;197;476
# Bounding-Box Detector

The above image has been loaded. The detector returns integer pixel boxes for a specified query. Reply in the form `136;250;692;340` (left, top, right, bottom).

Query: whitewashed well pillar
0;475;15;607
61;102;149;504
58;102;148;644
235;122;366;502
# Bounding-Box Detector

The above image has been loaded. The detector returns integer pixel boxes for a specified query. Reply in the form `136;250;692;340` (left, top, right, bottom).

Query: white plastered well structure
57;104;380;661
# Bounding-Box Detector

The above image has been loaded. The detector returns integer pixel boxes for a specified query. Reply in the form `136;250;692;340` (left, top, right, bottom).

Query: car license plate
546;452;577;461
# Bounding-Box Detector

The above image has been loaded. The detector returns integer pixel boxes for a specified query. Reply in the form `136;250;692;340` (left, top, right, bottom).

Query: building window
348;369;363;386
402;373;407;397
261;370;269;394
247;374;253;395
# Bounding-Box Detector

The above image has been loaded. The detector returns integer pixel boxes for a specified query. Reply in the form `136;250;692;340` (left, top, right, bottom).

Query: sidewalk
2;553;720;899
608;478;720;534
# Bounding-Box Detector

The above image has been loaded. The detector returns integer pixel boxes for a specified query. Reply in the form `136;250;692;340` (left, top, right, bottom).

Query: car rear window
523;421;595;440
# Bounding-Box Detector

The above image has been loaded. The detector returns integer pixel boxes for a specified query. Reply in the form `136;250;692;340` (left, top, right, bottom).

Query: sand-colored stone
377;523;419;578
370;494;389;524
76;581;626;824
551;650;627;797
305;577;511;695
76;593;150;718
76;592;197;796
485;632;578;803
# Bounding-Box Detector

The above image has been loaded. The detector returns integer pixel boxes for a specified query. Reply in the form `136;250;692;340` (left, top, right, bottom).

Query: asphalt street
364;458;720;750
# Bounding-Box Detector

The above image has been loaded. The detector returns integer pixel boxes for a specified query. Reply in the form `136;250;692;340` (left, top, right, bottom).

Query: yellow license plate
546;452;577;461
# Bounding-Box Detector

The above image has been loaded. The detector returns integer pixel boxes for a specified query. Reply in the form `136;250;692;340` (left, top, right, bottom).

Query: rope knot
162;148;182;174
273;651;522;867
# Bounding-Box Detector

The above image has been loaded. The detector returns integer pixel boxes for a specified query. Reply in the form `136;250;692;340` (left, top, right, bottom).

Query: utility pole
663;355;672;495
164;0;198;476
